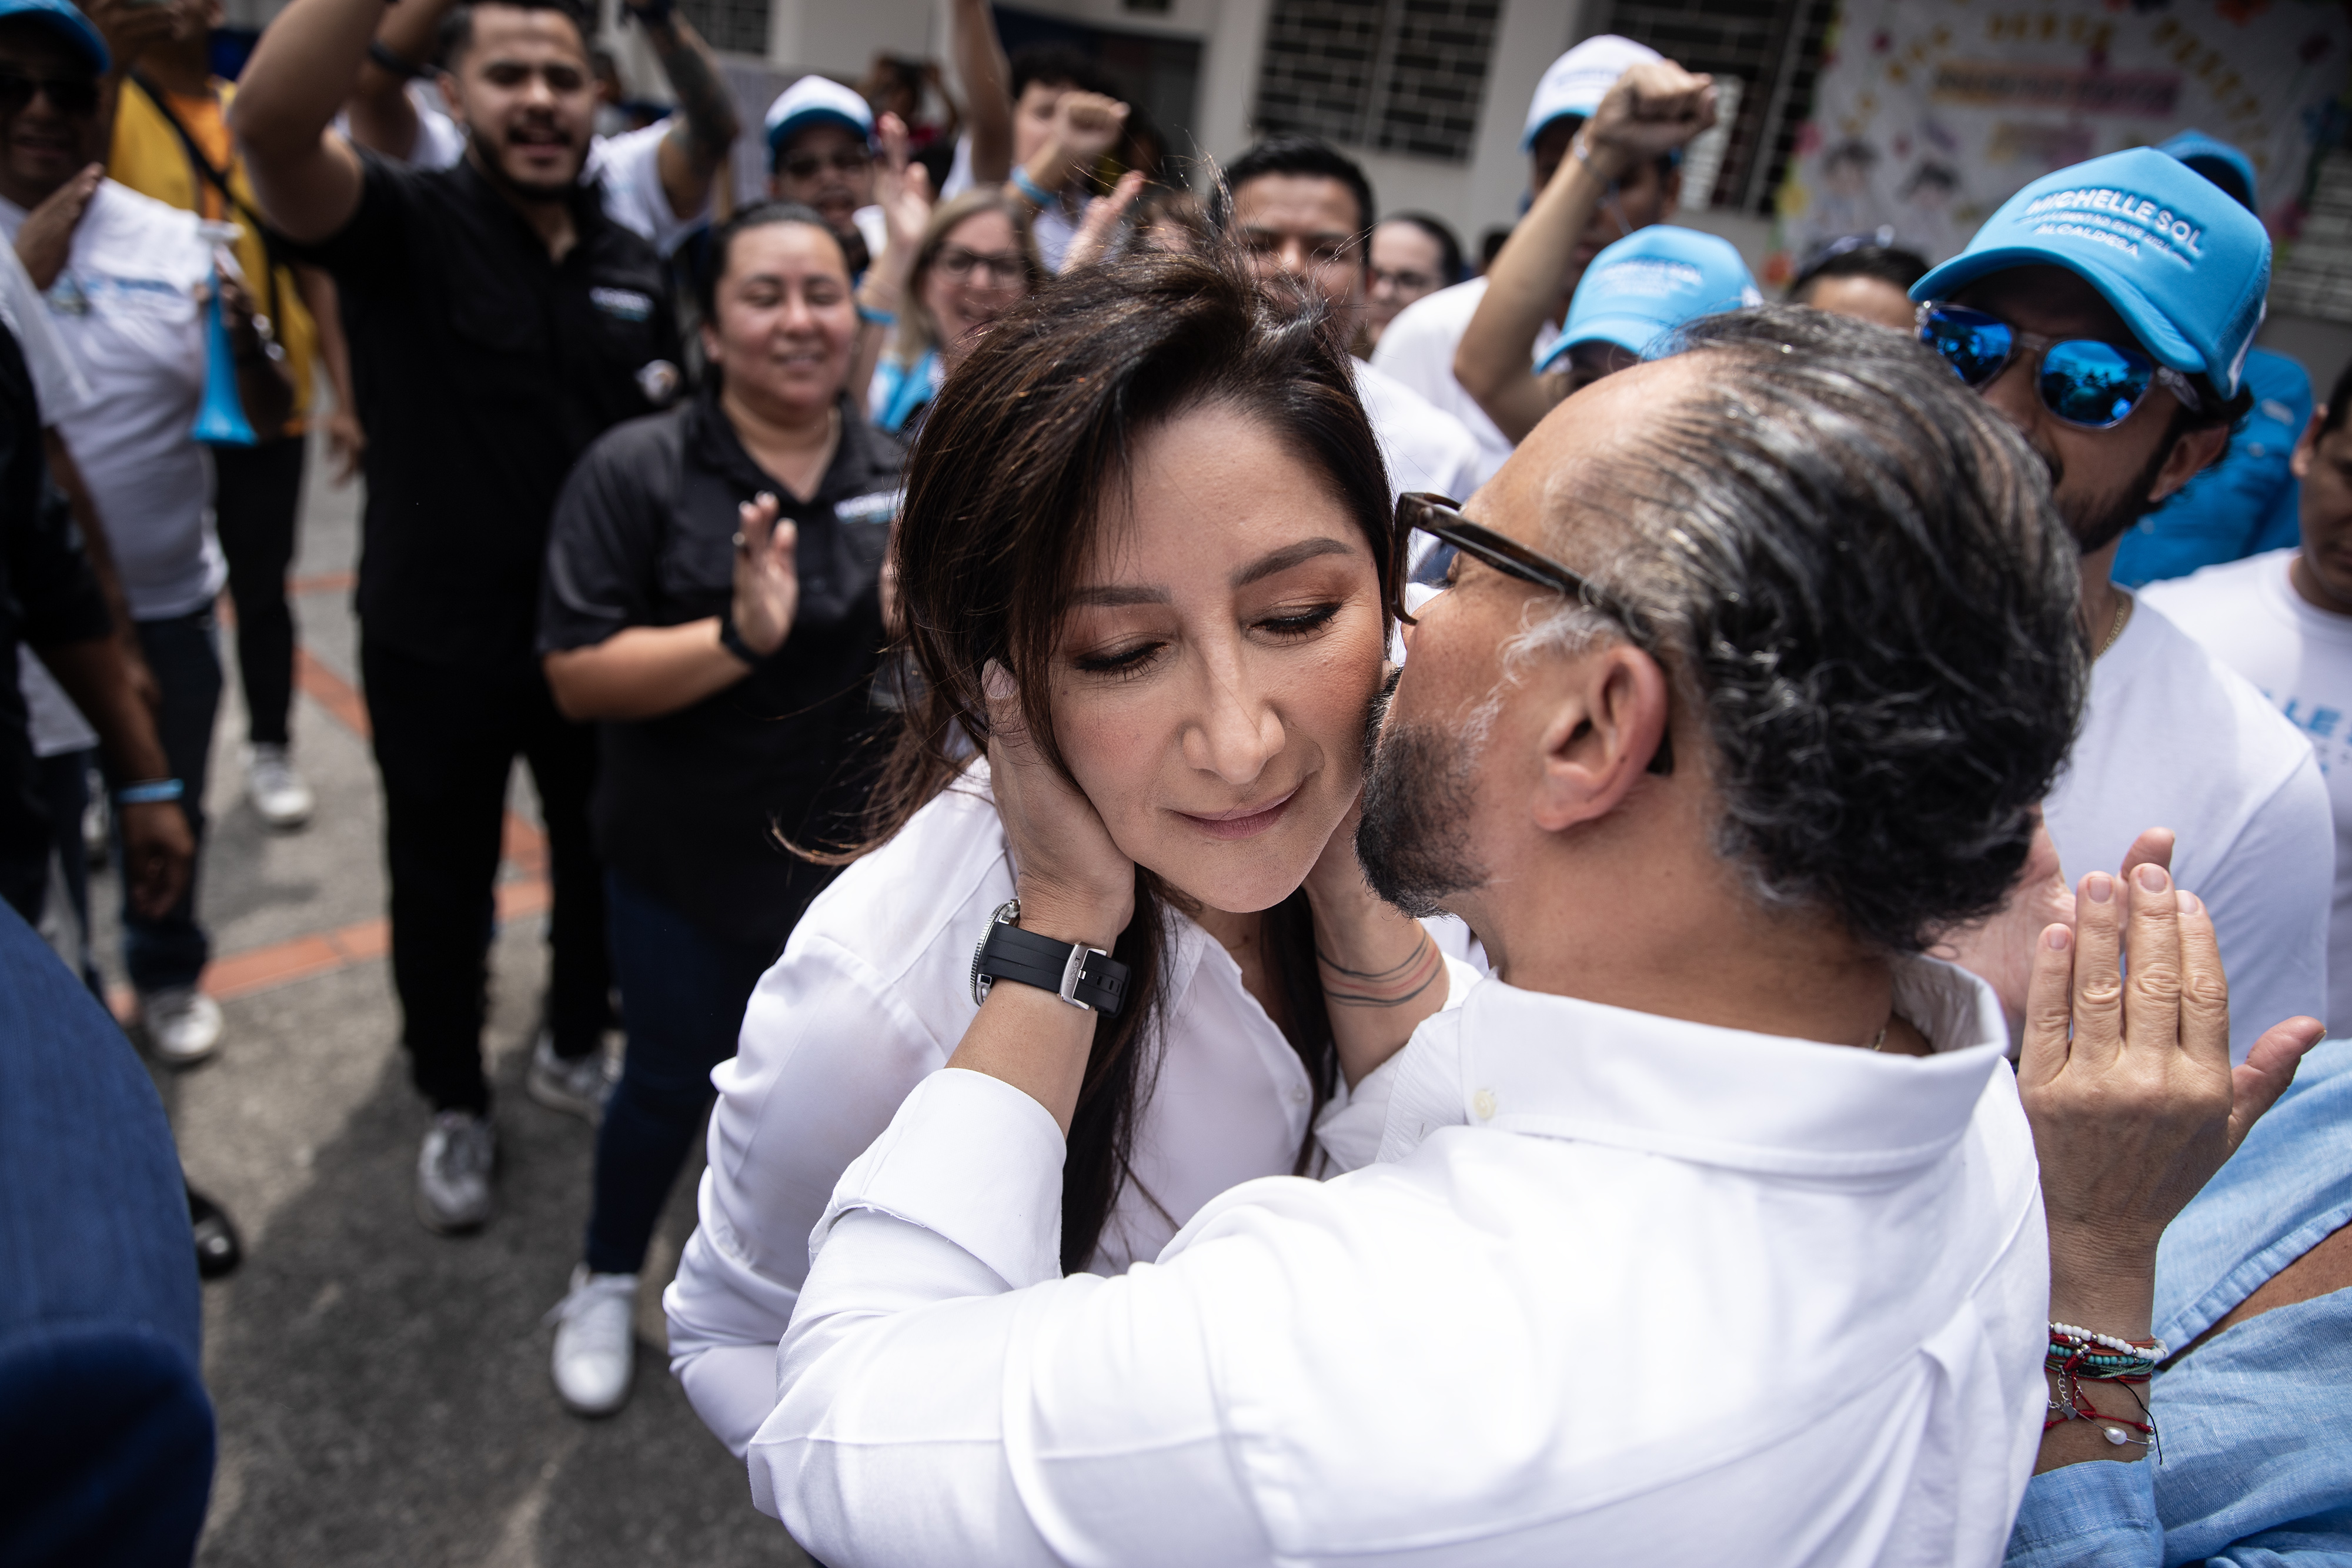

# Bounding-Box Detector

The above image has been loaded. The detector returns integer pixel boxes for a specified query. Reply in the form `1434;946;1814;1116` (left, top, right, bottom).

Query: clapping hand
1060;170;1146;271
730;492;799;660
2021;860;2323;1343
14;162;101;291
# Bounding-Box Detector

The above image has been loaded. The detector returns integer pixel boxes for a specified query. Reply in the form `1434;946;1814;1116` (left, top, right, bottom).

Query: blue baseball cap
1522;35;1661;151
2159;128;2258;213
1909;147;2270;397
764;75;873;156
0;0;108;75
1538;225;1762;369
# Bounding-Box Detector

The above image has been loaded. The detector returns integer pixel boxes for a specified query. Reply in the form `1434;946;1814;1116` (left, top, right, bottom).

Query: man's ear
437;68;470;131
2292;408;2324;482
2148;417;2230;504
1529;643;1671;833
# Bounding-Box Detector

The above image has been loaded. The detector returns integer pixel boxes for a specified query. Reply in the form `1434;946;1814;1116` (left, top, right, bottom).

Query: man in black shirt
232;0;679;1233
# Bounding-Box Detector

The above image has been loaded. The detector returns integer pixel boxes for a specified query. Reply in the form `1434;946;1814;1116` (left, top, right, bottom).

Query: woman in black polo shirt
536;201;901;1416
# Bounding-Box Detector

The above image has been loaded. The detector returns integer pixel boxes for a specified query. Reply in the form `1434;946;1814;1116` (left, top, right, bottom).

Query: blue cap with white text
1909;147;2270;397
0;0;108;75
1538;225;1762;369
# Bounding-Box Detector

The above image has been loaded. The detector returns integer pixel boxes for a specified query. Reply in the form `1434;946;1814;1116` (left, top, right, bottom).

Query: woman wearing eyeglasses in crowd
663;250;1486;1455
853;185;1045;442
533;200;904;1420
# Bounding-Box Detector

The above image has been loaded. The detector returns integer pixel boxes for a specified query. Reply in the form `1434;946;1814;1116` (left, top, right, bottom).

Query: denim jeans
119;612;219;995
35;748;100;996
583;870;777;1277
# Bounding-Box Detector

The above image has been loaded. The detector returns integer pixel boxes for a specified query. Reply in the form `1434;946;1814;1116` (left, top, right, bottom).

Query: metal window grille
1582;0;1838;213
1254;0;1501;164
676;0;770;59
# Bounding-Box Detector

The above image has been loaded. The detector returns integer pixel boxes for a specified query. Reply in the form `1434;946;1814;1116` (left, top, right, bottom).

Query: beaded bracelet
115;778;184;806
2050;1322;2167;1362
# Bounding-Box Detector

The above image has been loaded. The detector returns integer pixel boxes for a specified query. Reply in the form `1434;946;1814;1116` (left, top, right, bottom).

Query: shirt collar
1443;956;2009;1179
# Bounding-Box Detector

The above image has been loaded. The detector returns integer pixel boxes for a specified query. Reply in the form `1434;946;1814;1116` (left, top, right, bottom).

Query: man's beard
2055;435;2174;557
1355;668;1490;918
469;125;579;203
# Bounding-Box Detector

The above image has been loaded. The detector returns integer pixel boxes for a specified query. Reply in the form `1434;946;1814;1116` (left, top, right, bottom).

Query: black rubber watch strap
970;901;1130;1016
717;606;766;667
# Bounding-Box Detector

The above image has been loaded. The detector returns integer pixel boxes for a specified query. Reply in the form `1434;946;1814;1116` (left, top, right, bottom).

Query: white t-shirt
391;86;706;256
0;182;224;623
2043;595;2333;1059
1354;357;1485;503
1368;276;1561;487
2144;549;2352;1034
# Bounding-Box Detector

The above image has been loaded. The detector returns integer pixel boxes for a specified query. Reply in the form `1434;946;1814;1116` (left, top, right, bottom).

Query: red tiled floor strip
139;590;554;1016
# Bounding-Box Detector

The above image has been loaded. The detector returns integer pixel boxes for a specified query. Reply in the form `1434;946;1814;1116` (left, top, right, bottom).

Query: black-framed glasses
1393;492;1672;774
1917;302;2204;431
934;246;1025;284
0;69;99;118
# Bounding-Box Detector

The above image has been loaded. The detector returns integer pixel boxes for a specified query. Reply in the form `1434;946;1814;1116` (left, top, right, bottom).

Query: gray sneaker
416;1110;496;1234
526;1030;619;1122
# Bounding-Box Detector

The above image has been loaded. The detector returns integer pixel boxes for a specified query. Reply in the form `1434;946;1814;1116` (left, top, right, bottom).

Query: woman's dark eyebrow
1232;537;1354;588
1068;584;1174;608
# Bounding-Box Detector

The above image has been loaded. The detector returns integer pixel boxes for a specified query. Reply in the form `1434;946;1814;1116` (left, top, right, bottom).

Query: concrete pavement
75;436;807;1567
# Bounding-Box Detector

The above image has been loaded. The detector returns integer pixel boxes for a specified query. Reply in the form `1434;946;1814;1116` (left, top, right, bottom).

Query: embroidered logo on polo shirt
636;360;681;405
591;286;656;322
835;490;903;527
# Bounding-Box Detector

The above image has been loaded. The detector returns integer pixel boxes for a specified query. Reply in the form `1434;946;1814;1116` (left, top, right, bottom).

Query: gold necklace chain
2096;591;2132;660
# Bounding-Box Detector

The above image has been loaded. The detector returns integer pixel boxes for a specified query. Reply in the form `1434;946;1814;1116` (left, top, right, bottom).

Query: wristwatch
969;899;1130;1017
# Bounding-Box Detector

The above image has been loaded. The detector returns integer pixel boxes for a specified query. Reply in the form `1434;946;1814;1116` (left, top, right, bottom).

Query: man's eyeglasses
1392;493;1672;774
934;247;1025;285
0;69;99;118
779;148;873;182
1917;302;2204;431
1370;266;1439;297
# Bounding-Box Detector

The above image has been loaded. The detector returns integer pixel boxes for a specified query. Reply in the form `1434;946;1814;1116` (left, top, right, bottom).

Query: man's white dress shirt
664;766;1471;1453
2043;597;2332;1060
752;957;2048;1566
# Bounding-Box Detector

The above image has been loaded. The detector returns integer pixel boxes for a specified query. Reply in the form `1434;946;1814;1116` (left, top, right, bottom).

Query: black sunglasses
1392;493;1673;775
0;69;99;118
779;148;872;181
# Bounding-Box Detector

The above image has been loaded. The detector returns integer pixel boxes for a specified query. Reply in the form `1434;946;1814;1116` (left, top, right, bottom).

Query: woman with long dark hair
664;251;1471;1453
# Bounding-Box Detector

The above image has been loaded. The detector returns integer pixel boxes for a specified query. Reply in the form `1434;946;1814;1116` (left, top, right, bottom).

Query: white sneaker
246;743;313;831
526;1029;618;1122
415;1109;496;1234
546;1263;637;1416
140;986;223;1065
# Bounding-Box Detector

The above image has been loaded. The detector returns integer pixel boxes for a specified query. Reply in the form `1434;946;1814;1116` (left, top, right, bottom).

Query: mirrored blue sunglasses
1916;303;2203;431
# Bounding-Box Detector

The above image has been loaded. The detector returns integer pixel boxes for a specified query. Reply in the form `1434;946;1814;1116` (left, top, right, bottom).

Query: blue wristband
115;778;184;805
856;302;897;327
1010;165;1054;207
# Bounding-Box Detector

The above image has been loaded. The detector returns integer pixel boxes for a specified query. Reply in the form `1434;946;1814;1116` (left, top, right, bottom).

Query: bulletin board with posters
1767;0;2352;286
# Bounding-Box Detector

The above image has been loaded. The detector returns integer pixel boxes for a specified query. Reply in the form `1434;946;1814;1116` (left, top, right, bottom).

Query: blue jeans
583;870;777;1276
119;613;219;995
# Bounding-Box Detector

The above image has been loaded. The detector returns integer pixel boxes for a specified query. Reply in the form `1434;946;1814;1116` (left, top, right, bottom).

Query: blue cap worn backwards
1909;147;2270;397
2158;129;2258;213
0;0;108;75
1538;225;1762;370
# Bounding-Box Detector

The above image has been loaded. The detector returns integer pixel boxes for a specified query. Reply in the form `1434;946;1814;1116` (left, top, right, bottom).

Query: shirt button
1291;1086;1309;1106
1472;1088;1497;1121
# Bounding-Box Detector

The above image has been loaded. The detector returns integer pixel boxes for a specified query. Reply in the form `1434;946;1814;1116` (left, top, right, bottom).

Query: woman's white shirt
664;763;1457;1453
